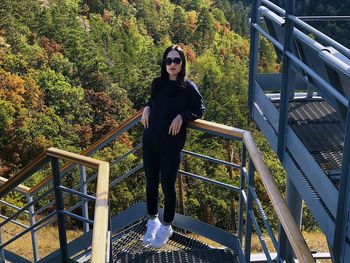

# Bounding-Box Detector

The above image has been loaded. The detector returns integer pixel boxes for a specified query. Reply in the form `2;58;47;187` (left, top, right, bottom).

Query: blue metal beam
178;170;240;192
79;165;90;234
333;101;350;262
51;157;68;262
244;159;255;262
61;210;93;226
248;0;261;115
277;0;295;161
27;195;39;262
238;145;247;241
182;150;241;170
57;185;96;202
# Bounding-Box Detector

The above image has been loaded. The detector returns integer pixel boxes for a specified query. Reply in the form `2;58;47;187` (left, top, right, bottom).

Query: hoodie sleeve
180;81;205;122
145;77;159;107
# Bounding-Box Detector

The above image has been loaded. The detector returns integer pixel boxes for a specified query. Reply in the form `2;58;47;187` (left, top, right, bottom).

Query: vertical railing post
277;0;295;161
79;165;90;233
277;1;298;262
238;144;247;241
107;206;112;263
0;227;5;262
27;194;39;262
244;158;255;263
177;174;185;215
333;100;350;262
51;157;68;262
248;0;261;116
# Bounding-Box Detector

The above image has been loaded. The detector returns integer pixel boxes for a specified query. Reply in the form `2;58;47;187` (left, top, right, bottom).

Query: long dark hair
160;45;186;88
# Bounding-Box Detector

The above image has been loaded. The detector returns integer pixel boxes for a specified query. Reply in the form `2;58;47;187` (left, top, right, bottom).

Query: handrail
189;120;315;263
46;148;106;169
188;119;245;139
1;108;313;262
46;148;110;263
0;152;48;199
0;110;142;196
242;132;314;263
0;147;109;263
28;109;143;194
0;177;30;194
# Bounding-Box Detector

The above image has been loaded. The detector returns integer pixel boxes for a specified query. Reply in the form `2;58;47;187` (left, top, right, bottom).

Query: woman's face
165;50;182;80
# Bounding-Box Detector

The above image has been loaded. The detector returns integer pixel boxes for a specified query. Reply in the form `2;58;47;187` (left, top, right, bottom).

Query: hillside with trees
0;0;292;233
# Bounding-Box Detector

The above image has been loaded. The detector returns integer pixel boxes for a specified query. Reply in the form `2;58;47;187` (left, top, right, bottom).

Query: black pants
143;141;181;223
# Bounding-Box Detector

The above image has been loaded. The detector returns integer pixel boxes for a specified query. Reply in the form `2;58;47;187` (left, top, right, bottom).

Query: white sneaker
151;224;173;248
142;217;161;244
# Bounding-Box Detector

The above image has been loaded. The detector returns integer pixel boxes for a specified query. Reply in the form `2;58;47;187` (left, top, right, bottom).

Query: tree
171;6;190;44
195;7;215;50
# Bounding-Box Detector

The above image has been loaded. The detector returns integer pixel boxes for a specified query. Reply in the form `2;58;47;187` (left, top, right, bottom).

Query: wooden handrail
189;119;315;263
46;148;105;169
90;162;109;263
45;148;110;263
1;108;314;262
0;152;48;199
243;132;315;263
189;119;245;139
0;147;110;262
28;109;143;194
0;177;30;194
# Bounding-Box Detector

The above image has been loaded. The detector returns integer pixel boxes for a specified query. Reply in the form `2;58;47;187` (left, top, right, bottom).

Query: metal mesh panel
115;249;239;263
290;122;344;153
111;219;239;263
274;100;344;176
288;100;339;123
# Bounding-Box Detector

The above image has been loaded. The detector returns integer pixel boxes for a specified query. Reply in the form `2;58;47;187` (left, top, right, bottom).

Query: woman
141;45;205;248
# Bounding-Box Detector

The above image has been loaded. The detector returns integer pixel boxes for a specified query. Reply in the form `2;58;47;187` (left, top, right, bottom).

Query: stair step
115;249;239;263
112;219;211;254
111;219;240;262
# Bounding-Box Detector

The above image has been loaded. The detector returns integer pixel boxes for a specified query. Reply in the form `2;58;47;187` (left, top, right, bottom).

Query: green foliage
172;6;190;44
0;0;305;235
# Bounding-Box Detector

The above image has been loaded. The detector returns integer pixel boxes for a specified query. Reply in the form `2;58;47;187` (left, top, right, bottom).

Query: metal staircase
248;0;350;261
3;0;347;261
0;109;314;262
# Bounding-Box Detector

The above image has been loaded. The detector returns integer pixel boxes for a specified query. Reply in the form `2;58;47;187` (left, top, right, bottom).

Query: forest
2;0;342;234
272;0;350;48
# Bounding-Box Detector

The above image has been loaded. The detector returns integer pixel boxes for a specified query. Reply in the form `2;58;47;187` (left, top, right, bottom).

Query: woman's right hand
141;106;150;128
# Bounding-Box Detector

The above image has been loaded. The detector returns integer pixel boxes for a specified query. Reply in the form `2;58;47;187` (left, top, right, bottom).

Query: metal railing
188;119;314;262
0;110;314;262
248;0;350;261
0;148;110;263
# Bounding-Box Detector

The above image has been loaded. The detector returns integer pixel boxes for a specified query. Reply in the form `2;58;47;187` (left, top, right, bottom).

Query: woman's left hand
168;114;183;136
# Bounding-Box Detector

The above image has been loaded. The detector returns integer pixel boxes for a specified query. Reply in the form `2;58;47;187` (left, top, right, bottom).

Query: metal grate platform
275;100;344;175
115;249;238;263
111;219;240;263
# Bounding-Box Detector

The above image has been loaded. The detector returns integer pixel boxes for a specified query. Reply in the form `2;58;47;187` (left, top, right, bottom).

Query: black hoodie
143;76;205;152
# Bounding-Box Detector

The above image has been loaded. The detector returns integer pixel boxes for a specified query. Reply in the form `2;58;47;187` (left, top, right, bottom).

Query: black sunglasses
164;57;182;65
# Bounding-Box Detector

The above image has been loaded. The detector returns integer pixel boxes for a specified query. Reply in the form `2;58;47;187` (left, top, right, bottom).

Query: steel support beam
244;158;255;262
333;100;350;262
51;157;68;262
27;195;39;262
248;0;261;115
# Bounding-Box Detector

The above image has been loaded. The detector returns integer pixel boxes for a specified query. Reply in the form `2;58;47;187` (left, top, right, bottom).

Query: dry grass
2;221;331;262
2;221;83;261
250;231;331;262
191;231;331;262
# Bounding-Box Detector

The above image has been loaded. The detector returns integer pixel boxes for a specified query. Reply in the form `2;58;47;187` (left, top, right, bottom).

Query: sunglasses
164;57;182;65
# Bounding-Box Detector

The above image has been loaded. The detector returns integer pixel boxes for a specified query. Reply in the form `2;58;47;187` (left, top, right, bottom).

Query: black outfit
143;77;204;223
